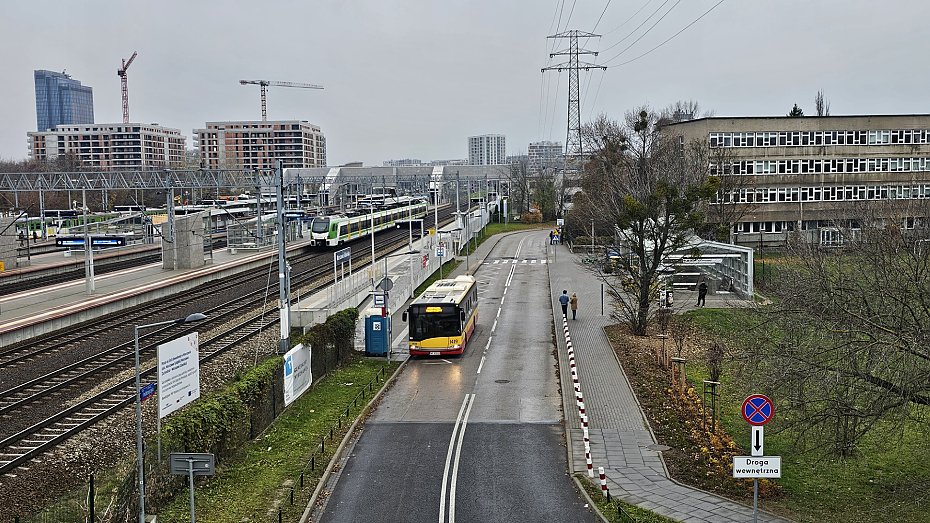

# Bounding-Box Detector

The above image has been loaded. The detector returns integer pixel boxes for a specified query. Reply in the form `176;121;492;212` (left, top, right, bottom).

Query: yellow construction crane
239;79;323;121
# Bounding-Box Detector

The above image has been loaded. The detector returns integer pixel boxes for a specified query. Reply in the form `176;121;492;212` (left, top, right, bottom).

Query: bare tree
743;198;930;454
658;100;715;124
576;109;718;335
814;90;831;117
506;157;532;215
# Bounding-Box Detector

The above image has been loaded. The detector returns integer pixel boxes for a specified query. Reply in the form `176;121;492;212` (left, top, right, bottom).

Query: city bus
402;275;478;356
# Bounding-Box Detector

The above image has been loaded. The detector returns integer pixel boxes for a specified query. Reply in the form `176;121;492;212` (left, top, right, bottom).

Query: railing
270;364;390;522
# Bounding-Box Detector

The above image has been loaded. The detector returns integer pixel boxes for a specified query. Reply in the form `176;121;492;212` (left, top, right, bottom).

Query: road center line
476;355;486;374
496;307;501;318
449;393;476;523
439;394;471;523
491;319;497;332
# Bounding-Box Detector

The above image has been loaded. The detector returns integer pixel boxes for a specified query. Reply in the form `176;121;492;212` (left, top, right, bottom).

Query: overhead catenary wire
611;0;726;67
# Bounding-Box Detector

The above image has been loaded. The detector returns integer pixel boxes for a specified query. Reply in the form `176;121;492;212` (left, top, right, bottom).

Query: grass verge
681;307;930;523
155;356;399;523
576;475;676;523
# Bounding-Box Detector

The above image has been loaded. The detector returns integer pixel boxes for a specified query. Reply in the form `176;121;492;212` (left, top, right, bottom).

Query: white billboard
158;333;201;418
283;343;312;406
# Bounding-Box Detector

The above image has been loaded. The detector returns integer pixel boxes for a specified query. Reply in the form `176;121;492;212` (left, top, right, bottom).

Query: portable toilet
364;307;390;356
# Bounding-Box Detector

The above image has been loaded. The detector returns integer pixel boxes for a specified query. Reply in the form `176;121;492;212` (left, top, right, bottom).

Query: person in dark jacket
570;292;578;320
697;279;708;307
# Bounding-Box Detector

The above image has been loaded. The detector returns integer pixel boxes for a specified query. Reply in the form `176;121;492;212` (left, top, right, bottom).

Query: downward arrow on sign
751;425;764;456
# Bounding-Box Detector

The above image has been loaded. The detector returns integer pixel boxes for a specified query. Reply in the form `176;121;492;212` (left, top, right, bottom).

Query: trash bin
364;308;390;357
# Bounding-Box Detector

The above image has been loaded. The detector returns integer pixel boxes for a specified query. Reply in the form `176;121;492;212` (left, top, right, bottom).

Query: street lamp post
134;312;207;523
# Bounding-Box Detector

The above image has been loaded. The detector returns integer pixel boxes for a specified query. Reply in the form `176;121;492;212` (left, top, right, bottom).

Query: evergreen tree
788;103;804;117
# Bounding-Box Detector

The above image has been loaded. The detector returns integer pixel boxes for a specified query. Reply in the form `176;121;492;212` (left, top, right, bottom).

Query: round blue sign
741;394;774;426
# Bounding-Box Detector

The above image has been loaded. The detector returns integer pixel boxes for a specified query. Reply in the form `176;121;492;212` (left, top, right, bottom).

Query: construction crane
239;79;323;121
117;51;138;124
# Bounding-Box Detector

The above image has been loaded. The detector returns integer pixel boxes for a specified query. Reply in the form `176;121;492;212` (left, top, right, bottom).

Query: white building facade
468;134;506;165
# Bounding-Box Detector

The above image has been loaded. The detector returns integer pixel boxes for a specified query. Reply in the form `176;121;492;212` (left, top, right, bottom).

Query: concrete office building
383;158;423;167
34;70;94;131
468;134;506;165
528;140;563;172
194;120;326;170
666;115;930;246
27;123;185;169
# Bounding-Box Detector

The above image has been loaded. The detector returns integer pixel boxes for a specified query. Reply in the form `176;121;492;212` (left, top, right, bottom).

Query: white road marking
484;337;492;351
500;294;505;305
439;394;472;523
491;319;497;332
449;393;476;523
496;307;501;318
477;355;486;374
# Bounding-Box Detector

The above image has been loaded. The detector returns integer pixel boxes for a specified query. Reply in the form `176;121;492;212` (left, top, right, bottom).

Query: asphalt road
318;231;597;523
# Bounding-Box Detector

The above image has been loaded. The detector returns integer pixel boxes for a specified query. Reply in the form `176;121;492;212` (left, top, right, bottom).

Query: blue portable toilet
364;307;390;356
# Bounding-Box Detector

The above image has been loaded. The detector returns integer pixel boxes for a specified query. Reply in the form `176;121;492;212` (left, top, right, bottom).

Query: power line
600;0;672;53
602;0;682;66
612;0;726;67
564;0;579;30
602;0;653;36
592;0;612;32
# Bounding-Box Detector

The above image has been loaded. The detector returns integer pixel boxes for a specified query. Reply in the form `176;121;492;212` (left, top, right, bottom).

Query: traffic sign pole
738;394;776;523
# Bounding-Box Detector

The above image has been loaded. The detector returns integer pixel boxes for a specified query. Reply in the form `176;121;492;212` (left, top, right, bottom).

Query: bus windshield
311;218;330;233
409;305;460;341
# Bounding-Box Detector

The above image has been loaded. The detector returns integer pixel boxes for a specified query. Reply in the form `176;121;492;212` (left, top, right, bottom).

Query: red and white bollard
586;451;594;477
579;401;586;415
583;426;589;445
581;413;588;428
599;466;609;498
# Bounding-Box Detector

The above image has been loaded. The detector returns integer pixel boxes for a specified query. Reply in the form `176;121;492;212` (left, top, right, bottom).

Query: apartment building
527;140;563;172
27;123;185;169
666;115;930;246
194;120;326;170
468;134;506;165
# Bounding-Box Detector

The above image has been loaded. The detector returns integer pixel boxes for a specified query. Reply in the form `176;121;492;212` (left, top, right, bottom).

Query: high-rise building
34;70;94;131
194;120;326;170
528;141;563;172
468;134;506;165
28;123;185;169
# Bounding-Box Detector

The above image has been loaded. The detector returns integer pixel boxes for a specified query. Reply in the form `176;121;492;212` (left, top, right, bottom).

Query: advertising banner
283;343;312;406
157;333;201;419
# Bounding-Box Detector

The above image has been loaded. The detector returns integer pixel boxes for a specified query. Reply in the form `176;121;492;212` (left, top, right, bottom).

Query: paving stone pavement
545;237;789;523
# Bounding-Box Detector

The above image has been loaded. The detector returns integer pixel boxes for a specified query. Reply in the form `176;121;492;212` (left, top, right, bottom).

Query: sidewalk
547;241;787;523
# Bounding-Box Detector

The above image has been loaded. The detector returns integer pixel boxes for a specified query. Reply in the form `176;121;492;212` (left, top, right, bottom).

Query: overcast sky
2;0;929;166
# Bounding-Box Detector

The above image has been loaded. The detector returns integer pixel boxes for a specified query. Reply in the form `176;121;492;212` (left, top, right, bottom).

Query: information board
157;333;201;419
283;343;312;406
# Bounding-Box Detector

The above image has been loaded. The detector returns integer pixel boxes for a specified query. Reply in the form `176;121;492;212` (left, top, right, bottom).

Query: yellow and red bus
403;275;478;356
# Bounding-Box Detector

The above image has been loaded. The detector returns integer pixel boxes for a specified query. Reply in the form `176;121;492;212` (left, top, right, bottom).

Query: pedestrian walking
18;231;25;246
697;279;708;307
549;230;555;244
570;292;578;320
32;230;38;242
558;290;569;317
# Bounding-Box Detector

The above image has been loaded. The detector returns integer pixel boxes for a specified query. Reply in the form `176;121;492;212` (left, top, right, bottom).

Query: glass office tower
34;70;94;131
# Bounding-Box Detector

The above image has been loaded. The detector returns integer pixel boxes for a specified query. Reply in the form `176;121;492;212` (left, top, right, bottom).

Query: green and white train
309;198;429;247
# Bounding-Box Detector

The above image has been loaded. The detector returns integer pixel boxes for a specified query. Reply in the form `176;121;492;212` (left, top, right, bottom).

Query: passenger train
309;198;428;247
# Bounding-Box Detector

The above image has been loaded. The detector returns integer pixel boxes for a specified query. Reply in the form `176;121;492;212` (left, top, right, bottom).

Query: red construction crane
117;51;138;124
239;79;323;121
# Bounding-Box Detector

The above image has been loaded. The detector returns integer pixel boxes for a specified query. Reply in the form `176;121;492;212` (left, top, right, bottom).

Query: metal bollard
599;467;609;498
290;487;294;505
300;472;304;488
311;456;315;471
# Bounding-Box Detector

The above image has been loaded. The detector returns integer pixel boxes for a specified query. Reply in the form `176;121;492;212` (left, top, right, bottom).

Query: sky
2;0;929;167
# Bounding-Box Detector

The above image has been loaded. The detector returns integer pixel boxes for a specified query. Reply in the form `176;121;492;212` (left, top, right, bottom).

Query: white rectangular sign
732;456;782;478
158;333;201;419
283;343;312;406
751;426;764;457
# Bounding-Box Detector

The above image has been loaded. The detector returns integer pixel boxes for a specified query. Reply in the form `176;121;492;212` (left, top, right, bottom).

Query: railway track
0;206;456;474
